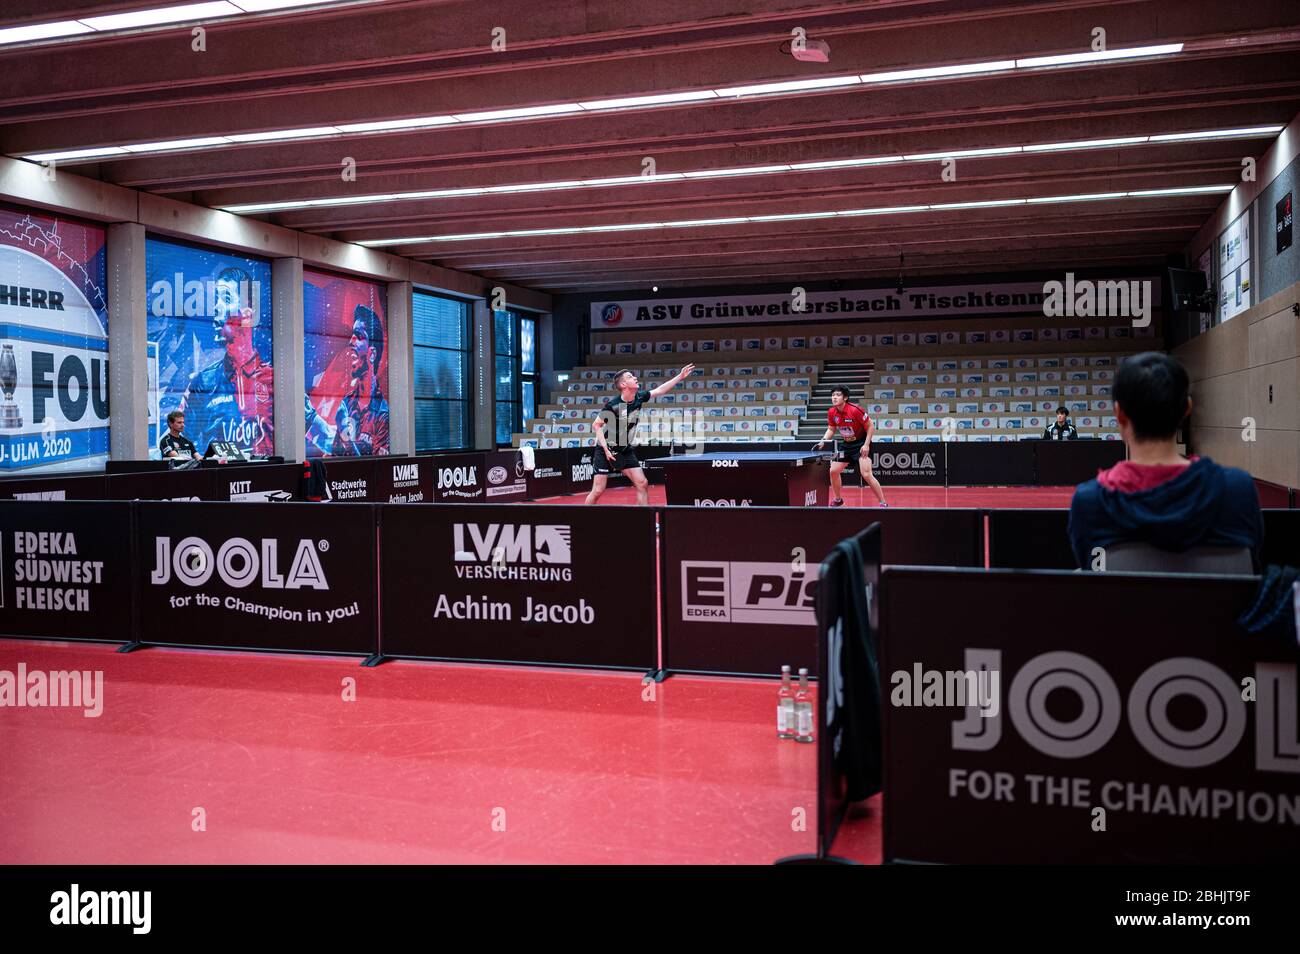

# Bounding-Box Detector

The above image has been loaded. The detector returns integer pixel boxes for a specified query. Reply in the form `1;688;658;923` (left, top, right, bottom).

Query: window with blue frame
494;310;516;445
412;291;471;450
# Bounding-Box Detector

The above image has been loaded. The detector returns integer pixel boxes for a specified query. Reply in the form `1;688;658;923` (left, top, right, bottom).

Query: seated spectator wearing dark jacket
1068;352;1263;570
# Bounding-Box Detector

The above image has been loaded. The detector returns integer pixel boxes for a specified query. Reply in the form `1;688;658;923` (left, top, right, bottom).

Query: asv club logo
150;536;329;589
681;560;817;625
600;303;623;326
453;523;573;581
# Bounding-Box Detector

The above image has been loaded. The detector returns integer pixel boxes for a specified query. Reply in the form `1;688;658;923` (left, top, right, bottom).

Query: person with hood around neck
1068;351;1263;571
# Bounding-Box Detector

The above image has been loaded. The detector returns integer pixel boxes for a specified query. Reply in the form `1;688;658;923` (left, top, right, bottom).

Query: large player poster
146;237;274;458
304;269;389;458
0;206;109;475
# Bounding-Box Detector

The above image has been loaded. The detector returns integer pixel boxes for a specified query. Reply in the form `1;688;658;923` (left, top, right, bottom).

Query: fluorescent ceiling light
1024;136;1147;152
336;116;458;133
579;91;719;110
861;60;1015;83
1127;185;1233;196
122;136;232;153
0;22;94;44
903;147;1021;161
748;212;840;222
835;206;929;217
788;156;905;170
680;165;790;178
716;76;861;98
1026;192;1126;203
358;185;1233;245
580;174;684;186
81;2;239;30
0;2;359;49
929;199;1026;210
227;126;342;142
587;222;667;232
453;104;582;123
488;180;587;193
232;0;336;10
1016;43;1183;69
25;146;129;161
216;124;1277;215
402;188;489;199
667;217;753;227
1149;125;1283;142
19;40;1199;160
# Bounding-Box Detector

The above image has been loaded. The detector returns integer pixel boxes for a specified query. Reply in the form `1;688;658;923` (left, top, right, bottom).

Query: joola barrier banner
0;500;132;641
379;504;656;669
866;446;945;486
373;455;433;503
431;452;486;503
880;568;1300;863
662;507;981;676
137;502;376;654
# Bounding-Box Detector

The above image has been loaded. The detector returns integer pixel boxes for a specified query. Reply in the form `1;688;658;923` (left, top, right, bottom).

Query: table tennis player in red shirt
813;385;887;508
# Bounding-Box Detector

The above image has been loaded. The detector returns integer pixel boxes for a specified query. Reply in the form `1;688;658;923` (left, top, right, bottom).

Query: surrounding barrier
816;522;883;859
379;503;657;670
879;566;1297;863
0;474;107;501
137;501;378;655
660;507;980;677
0;500;134;642
0;441;1135;505
988;508;1300;571
946;441;1036;485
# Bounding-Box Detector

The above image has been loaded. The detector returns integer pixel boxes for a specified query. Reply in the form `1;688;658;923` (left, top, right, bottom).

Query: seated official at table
1043;406;1078;440
159;410;203;461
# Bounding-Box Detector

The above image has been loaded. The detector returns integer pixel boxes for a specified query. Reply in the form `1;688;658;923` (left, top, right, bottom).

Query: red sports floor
539;484;1077;508
2;486;1071;865
0;639;880;864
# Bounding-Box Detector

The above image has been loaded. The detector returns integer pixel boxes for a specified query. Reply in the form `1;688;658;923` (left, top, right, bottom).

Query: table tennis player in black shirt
585;364;695;506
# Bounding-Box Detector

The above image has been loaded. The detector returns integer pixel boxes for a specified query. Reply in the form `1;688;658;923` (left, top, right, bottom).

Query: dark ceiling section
4;0;1299;292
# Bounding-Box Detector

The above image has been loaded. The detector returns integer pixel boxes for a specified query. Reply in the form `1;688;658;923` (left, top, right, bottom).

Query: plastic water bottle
795;668;814;743
777;665;795;739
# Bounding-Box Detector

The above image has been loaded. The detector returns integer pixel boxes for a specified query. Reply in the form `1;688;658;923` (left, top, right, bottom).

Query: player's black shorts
593;447;641;475
834;439;866;463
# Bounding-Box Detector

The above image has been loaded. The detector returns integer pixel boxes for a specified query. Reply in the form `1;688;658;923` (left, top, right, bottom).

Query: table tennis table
658;450;830;507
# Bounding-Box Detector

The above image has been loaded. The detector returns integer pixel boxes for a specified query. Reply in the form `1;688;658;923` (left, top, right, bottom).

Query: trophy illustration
0;342;22;429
